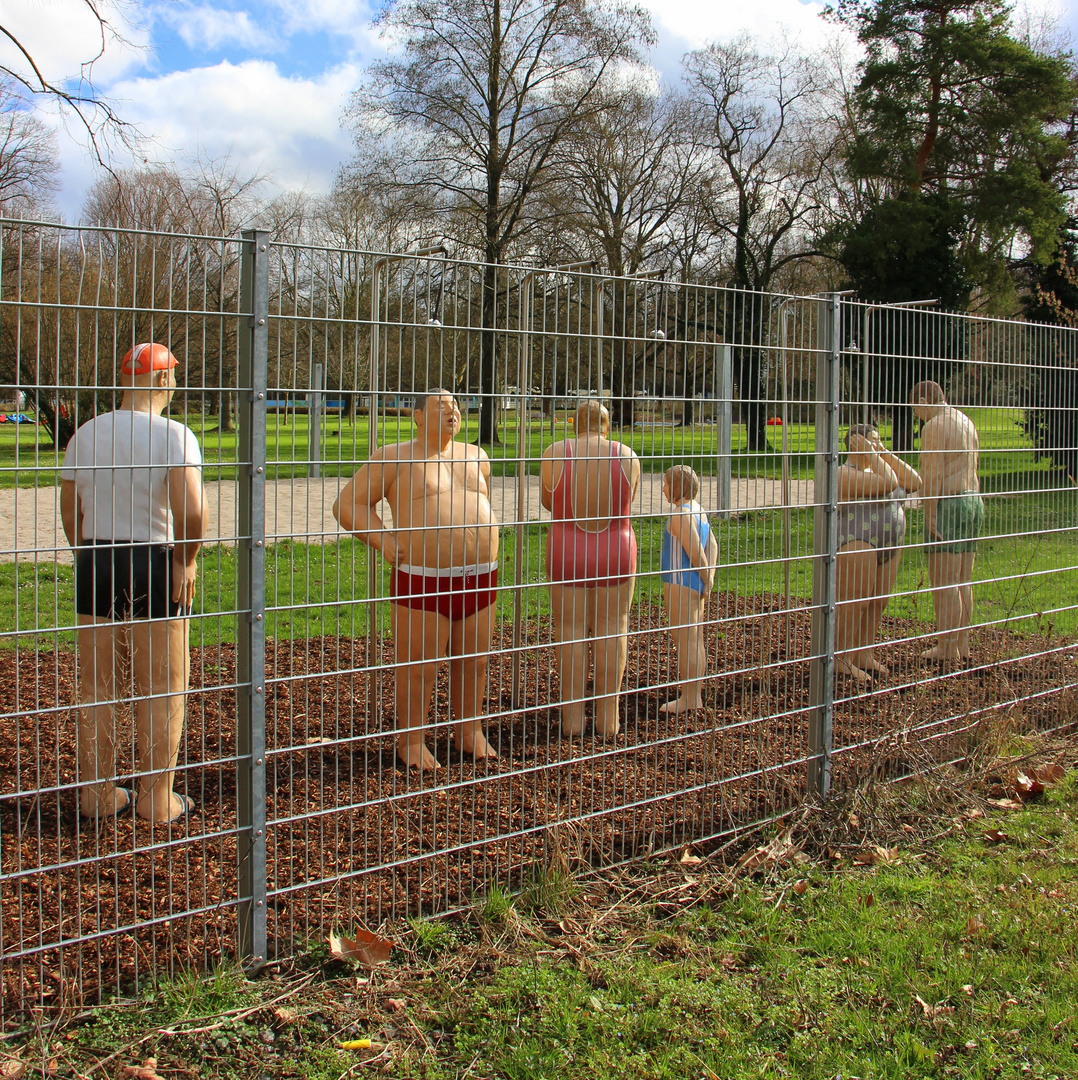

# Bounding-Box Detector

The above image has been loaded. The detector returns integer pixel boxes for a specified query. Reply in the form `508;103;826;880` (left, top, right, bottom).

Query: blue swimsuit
660;510;711;594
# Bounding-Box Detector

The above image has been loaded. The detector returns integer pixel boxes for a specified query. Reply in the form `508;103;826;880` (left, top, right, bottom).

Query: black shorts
75;543;185;621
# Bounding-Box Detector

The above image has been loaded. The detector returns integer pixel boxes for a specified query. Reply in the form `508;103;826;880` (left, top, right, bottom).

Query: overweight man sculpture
911;380;984;663
60;343;205;823
334;390;500;770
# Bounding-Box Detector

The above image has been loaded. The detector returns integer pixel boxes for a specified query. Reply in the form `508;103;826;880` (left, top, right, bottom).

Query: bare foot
561;712;586;737
921;646;959;663
659;696;703;714
397;739;442;771
594;713;621;737
453;724;498;760
835;656;872;683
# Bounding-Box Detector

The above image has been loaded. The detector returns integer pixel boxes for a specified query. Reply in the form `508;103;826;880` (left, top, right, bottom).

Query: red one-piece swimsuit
546;440;637;587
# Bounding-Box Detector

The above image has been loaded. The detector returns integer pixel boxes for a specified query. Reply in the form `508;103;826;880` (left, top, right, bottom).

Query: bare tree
684;36;837;448
1;0;140;163
541;84;708;422
349;0;654;443
0;79;59;211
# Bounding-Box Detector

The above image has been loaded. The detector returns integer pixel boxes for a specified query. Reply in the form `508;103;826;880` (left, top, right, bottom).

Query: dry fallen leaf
273;1006;297;1025
987;798;1024;811
793;879;809;895
329;927;393;966
735;830;798;874
998;997;1019;1019
1014;772;1045;799
385;998;408;1013
961;984;975;996
1037;763;1065;784
122;1059;162;1080
915;995;955;1019
860;893;875;908
679;847;703;866
984;828;1008;844
0;1060;27;1080
854;850;876;866
966;915;986;936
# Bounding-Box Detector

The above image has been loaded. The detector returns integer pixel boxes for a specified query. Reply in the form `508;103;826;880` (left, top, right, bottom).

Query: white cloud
52;58;362;220
641;0;837;52
0;0;148;87
159;5;279;53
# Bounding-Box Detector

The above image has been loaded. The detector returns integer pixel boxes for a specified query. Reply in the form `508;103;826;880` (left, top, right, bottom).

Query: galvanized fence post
807;293;841;797
237;228;269;969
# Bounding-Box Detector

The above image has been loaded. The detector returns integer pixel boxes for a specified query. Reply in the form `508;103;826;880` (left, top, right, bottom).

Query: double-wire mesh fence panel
1;224;1075;1021
0;219;255;1014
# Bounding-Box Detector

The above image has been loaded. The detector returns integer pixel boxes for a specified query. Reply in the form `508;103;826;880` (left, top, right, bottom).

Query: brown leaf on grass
915;995;955;1019
987;798;1024;811
122;1060;161;1080
1036;763;1065;784
984;828;1008;844
998;997;1019;1019
385;998;408;1013
853;850;876;866
1014;772;1045;799
329;927;393;966
0;1059;27;1079
735;830;798;874
679;847;703;866
966;915;986;936
860;893;875;908
273;1007;298;1025
793;879;809;895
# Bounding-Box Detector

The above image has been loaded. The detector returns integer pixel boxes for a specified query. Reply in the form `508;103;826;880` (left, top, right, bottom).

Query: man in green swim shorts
911;381;984;662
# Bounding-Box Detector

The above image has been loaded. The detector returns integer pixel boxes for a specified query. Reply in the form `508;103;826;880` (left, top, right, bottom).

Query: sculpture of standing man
334;390;500;770
60;342;205;823
911;380;984;662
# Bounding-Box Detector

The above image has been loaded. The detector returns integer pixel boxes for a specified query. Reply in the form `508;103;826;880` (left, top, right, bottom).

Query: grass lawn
13;741;1077;1079
0;406;1063;489
3;490;1076;648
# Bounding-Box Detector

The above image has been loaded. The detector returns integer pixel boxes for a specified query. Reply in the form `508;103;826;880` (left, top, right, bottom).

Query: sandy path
1;474;815;563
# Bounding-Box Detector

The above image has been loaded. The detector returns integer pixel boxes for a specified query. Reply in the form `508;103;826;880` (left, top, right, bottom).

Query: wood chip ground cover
0;592;1074;1018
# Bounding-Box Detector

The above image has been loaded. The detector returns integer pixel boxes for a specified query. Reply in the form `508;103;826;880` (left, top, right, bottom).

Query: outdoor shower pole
511;271;534;710
861;299;939;427
717;344;733;517
512;261;594;709
367;246;447;719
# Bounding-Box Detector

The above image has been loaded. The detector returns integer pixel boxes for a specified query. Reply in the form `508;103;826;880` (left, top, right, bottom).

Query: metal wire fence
0;220;1075;1019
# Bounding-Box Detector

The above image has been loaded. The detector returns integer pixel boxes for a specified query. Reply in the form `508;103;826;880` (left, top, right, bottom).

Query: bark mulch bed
1;591;1073;1019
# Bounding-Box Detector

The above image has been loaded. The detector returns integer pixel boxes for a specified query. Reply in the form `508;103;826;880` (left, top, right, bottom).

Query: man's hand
378;533;401;566
171;549;198;610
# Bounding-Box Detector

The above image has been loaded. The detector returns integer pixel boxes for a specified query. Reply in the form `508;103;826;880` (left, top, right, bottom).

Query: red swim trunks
391;564;499;621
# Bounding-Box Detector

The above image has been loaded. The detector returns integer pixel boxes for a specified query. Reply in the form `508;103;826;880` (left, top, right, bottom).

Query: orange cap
121;342;178;377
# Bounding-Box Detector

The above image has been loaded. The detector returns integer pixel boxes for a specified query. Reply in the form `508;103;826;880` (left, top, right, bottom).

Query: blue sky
5;0;1075;221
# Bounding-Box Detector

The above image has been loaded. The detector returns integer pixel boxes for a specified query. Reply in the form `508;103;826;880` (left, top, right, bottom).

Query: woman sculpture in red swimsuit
540;399;640;737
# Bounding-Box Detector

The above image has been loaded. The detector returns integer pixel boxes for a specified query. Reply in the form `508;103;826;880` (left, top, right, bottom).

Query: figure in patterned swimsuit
540;398;641;738
911;380;984;663
659;465;718;713
333;390;500;771
834;424;922;683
